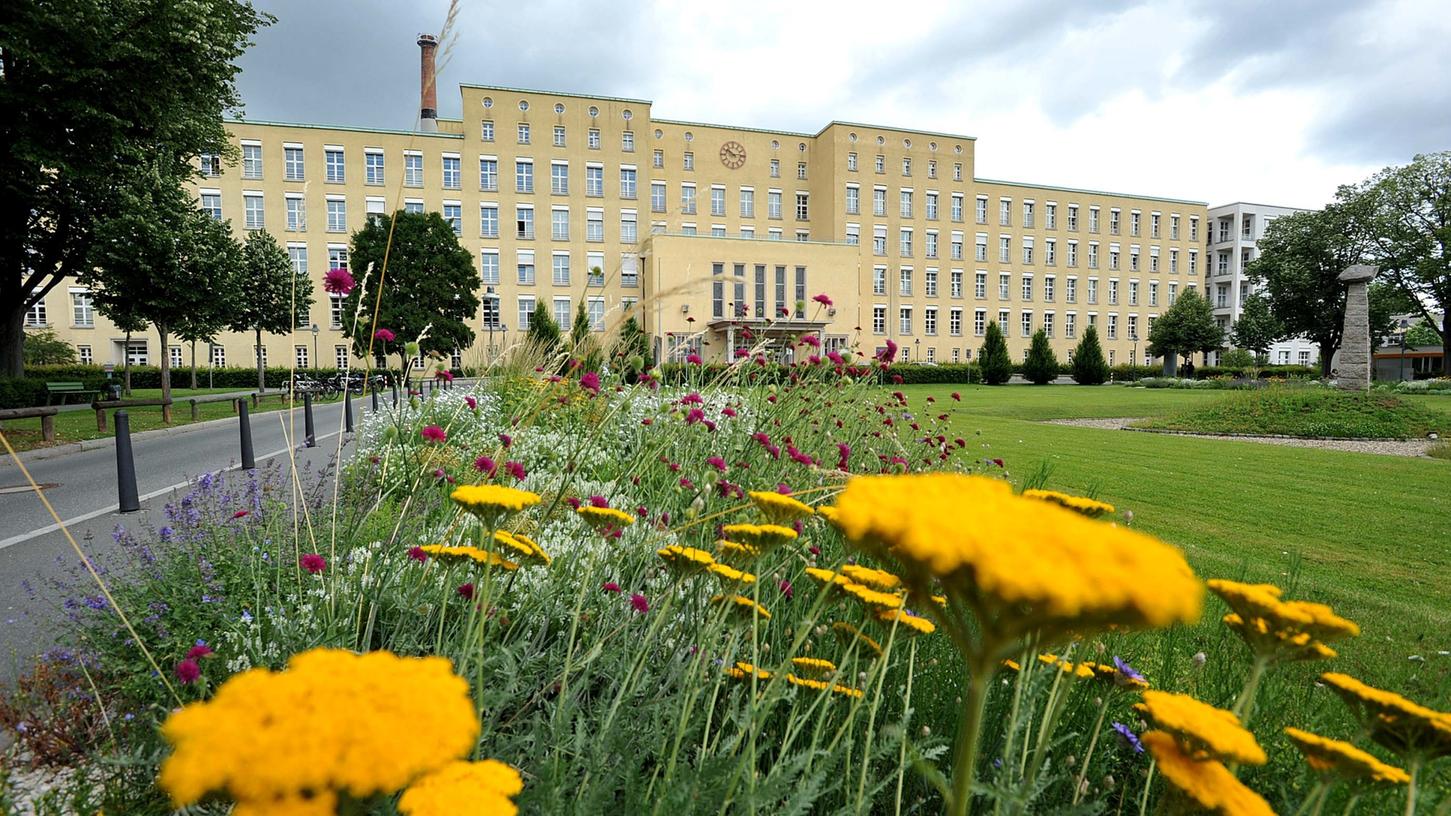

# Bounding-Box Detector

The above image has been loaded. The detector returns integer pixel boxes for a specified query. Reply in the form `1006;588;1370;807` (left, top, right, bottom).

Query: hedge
3;366;401;409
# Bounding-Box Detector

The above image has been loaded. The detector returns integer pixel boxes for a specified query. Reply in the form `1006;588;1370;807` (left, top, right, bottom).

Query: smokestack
417;33;439;132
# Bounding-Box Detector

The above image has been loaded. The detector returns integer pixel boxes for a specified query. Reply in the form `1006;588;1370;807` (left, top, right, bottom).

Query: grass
1137;387;1451;439
905;383;1451;698
0;387;343;452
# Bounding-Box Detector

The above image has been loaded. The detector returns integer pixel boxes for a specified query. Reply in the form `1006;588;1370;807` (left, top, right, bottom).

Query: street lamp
914;337;920;363
483;286;501;370
310;323;319;371
1131;334;1138;380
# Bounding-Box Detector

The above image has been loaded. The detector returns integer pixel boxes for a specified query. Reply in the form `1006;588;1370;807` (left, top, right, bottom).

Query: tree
85;171;242;421
1230;295;1282;362
1248;203;1373;377
1147;289;1222;375
1354;152;1451;371
569;299;603;373
1021;329;1059;385
228;231;311;391
22;329;76;365
0;0;270;378
1219;348;1256;369
978;321;1012;385
1405;319;1443;348
525;301;562;354
343;211;480;379
612;315;650;379
1070;324;1110;385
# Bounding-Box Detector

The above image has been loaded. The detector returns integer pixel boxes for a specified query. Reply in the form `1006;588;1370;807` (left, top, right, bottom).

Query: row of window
868;346;1159;366
958;198;1198;239
866;269;1190;307
868;306;1159;343
851;225;1201;271
708;263;809;321
479;249;639;289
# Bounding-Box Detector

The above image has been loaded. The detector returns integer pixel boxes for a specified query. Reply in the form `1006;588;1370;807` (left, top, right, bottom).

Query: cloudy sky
235;0;1449;209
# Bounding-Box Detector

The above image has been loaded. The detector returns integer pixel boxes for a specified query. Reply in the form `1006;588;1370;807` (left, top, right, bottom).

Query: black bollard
392;383;399;407
303;393;316;448
115;410;140;512
370;385;378;412
344;391;354;432
239;400;256;470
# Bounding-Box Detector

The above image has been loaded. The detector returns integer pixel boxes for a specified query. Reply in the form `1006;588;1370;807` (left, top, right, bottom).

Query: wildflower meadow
2;332;1448;816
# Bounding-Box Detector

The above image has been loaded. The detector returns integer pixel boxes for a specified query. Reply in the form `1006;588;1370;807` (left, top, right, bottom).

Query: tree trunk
0;301;24;378
158;323;172;424
189;340;198;390
1320;342;1336;379
1442;311;1451;379
256;327;265;392
123;328;133;396
1162;353;1177;377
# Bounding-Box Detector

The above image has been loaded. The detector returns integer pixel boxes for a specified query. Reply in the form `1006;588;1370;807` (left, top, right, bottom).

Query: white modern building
1205;202;1320;366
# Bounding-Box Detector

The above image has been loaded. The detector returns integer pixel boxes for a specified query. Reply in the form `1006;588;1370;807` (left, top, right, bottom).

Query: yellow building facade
27;74;1207;373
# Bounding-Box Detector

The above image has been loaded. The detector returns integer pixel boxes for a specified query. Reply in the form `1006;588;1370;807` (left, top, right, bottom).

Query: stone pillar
1336;264;1376;390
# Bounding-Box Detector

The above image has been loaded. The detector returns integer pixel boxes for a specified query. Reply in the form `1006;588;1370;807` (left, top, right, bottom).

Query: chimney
417;33;439;132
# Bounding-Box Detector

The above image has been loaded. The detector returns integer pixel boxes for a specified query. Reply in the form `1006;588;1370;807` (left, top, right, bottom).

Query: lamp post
310;323;319;372
914;337;920;363
1131;335;1138;381
483;286;501;370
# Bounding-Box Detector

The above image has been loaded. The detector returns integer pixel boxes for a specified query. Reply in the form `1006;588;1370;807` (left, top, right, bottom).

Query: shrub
0;377;51;409
1140;387;1449;438
1219;348;1256;369
1022;330;1059;385
1070;325;1110;385
23;329;78;365
882;363;980;384
978;321;1012;385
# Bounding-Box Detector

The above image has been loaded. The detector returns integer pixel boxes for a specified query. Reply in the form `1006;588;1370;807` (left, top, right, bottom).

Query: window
975;234;987;262
124;341;149;366
1066;277;1077;303
999;236;1010;264
845;185;859;215
770;158;780;177
974;309;986;336
925;307;938;335
1128;315;1139;340
900;189;913;218
480;204;499;238
926;231;938;259
364;149;385;185
1065;312;1076;339
775;265;787;315
586;164;603;197
1023;201;1035;228
1088;243;1099;269
200;191;222;221
1045;239;1056;266
1189;217;1199;242
711;263;725;318
480;118;496;141
553;125;567;147
1109;279;1119;305
795;266;807;317
949;307;962;336
1045;203;1057;229
1169;249;1179;273
518;250;536;285
928;160;937;179
241;142;263;179
1044;312;1055;338
1000;198;1011;226
293;344;308;369
586;209;604;242
767;190;781;219
1150;249;1159;273
740;187;755;217
587;298;605;330
845;224;858;244
22;301;45;327
516;160;534;193
480;250;500;284
404;151;423;186
443;202;461;235
1130;248;1140;272
926;192;939;220
1107;313;1118;340
797;162;807;180
974;271;986;299
999;273;1011;300
900;267;912;296
873;187;887;217
326;197;346;232
285;195;306;231
651;181;666;213
1020;311;1032;338
1130;211;1140;236
551;162;569;194
683;152;694;170
516;205;535;239
710;185;725;216
480;157;499;191
873;225;887;256
899;228;912;257
1151;213;1160;238
900;306;913;334
1044;276;1055;302
1129;280;1139;305
1110;247;1120;271
331;344;349;370
515;296;536;331
517;123;531;144
1188;250;1199;275
1089;206;1100;233
872;305;887;334
1022;239;1034;265
682;184;697;214
873;266;887;295
620;211;637;243
1110;209;1121;235
847;152;858;171
551;207;570;241
327;245;348;274
588;128;601;149
553;297;571;327
999;309;1010;330
1067;241;1079;268
951;233;963;260
283;145;304;180
902;157;912;176
795;193;809;221
951;193;964;222
976;196;988;224
552;252;571;285
71;289;94;327
242;193;264;229
1171;214;1181;240
1022;275;1033;301
874;154;885;173
1087;278;1098;304
620;167;637;199
653;149;664;169
925;268;938;296
324;147;345;183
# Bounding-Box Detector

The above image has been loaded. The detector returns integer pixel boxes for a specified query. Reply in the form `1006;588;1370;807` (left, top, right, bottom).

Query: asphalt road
0;395;375;684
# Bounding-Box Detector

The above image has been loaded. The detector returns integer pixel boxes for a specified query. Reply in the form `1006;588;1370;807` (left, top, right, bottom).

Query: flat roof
651;117;814;139
226;118;463;139
458;83;652;105
816;120;977;142
1207;201;1315;212
974;177;1206;206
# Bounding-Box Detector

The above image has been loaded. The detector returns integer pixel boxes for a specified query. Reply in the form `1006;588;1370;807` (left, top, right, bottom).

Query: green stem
1073;697;1113;805
1232;657;1269;725
893;639;918;816
1339;793;1360;816
1138;759;1156;816
950;657;992;816
1292;781;1327;816
1404;758;1420;816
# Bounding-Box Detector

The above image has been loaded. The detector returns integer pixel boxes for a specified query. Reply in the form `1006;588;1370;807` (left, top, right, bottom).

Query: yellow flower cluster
451;484;541;519
576;505;635;530
748;490;816;523
1142;731;1275;816
805;567;853;590
1088;661;1150;691
1283;727;1410;785
786;673;865;699
1134;691;1267;765
790;656;837;677
841;581;905;612
829;473;1202;643
832;621;883;657
720;522;798;551
717;539;762;562
1320;673;1451;760
657;544;716;575
159;649;480;811
724;661;772;681
493;530;550;567
1021;488;1116;518
1208;579;1358;663
1037;653;1096;680
711;594;772;620
840;564;902;591
397;759;524;816
417;544;519;572
877;609;936;636
708;563;757;585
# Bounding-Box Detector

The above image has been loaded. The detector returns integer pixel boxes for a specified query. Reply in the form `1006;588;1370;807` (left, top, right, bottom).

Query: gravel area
1043;417;1440;457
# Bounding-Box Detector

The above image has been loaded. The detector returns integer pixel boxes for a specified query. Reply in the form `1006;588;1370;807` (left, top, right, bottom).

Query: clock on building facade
719;140;746;169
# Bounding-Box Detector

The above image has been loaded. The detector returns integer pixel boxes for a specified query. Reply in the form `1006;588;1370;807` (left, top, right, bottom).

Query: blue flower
1112;722;1144;754
241;609;254;624
1112;656;1145;683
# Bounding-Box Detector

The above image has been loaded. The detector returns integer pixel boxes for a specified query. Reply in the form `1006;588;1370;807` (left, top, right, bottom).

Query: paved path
0;396;378;685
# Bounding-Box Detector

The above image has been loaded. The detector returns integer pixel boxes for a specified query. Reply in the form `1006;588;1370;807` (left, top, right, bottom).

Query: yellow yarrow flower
708;562;757;585
398;759;524;816
492;531;550;567
721;522;798;551
724;661;772;681
786;673;865;699
717;539;761;562
711;593;772;621
1223;614;1338;661
831;473;1202;647
1088;661;1150;691
1209;579;1358;663
815;504;840;523
877;609;936;636
159;649;479;810
1284;727;1410;785
1135;690;1267;766
1320;673;1451;760
1037;653;1096;679
450;484;540;521
417;544;519;572
748;489;816;523
657;544;716;575
841;581;905;612
840;564;903;591
805;567;853;590
1021;488;1115;518
832;621;884;657
231;793;336;816
576;505;635;530
1142;731;1275;816
791;656;838;677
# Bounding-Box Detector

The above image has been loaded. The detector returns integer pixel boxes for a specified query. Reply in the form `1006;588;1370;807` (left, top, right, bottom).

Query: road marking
0;430;347;551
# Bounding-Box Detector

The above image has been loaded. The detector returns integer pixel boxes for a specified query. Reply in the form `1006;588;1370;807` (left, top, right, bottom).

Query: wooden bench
0;406;60;444
46;382;100;405
90;398;172;432
187;394;244;422
251;390;293;409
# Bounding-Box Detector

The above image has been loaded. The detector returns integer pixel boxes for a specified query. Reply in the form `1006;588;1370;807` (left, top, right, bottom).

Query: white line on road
0;430;346;551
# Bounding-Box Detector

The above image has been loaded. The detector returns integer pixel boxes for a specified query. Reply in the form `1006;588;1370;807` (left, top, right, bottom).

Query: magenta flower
681;392;704;405
421;425;447;443
408;546;428;562
580;371;601;395
231;510;249;520
812;293;833;307
722;407;737;418
499;433;513;448
876;339;898;363
505;460;527;481
685;408;705;424
457;583;475;600
473;455;497;476
298;553;327;574
707;456;727;472
174;658;201;684
435;370;454;382
734;348;749;358
588;495;610;508
801;334;821;348
323;267;355;296
630;593;650;614
686;353;703;365
778;579;794;599
185;644;213;660
465;396;477;410
374;328;396;343
602;581;622;593
827;350;845;365
951;392;962;402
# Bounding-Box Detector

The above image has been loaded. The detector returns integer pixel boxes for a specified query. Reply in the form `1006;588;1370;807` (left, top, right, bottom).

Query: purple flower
374;328;396;343
323;267;355;296
421;425;447;443
1112;722;1144;754
630;593;650;614
812;293;833;308
580;371;601;395
1113;656;1145;683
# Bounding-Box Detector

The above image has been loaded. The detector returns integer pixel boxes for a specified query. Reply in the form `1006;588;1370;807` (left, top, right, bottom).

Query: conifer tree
978;320;1012;385
1022;329;1059;385
1070;324;1110;385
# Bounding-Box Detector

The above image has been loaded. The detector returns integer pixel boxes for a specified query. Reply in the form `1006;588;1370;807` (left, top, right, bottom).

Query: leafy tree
1230;295;1282;361
229;231;311;391
526;302;562;354
85;171;242;421
612;315;651;380
977;321;1012;385
1247;203;1374;377
1021;329;1059;385
0;0;270;377
1219;348;1256;369
1405;319;1443;348
343;211;480;379
22;329;76;365
1354;152;1451;370
1147;288;1222;374
1070;324;1110;385
1367;281;1413;353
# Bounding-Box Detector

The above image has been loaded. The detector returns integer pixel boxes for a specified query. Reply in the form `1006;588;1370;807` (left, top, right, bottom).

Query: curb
1121;426;1427;443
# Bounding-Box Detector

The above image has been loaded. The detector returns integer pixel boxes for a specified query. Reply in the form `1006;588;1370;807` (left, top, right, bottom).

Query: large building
27;36;1209;373
1203;202;1319;366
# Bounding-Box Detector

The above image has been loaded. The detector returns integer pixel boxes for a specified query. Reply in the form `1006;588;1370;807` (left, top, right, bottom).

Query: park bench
251;389;293;409
90;398;172;433
186;394;244;422
0;406;60;445
45;382;100;405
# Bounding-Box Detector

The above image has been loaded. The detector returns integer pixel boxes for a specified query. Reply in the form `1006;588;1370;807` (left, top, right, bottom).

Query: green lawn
904;383;1451;695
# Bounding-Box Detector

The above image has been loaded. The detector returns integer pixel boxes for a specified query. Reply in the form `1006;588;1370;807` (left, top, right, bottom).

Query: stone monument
1336;264;1377;390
